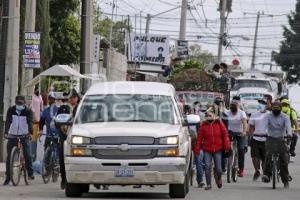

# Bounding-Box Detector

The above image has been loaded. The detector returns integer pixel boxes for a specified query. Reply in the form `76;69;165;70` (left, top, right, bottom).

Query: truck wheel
65;183;83;197
82;184;90;193
169;174;188;198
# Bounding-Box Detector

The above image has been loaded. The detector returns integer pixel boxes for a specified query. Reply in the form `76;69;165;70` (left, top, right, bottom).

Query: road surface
0;146;299;200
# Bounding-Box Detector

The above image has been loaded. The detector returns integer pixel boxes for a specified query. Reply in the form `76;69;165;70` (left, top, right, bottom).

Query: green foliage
36;0;52;70
49;0;80;66
274;1;300;84
171;59;205;76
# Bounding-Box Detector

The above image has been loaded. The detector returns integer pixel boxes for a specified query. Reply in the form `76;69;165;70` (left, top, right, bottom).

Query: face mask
258;104;266;112
16;105;25;111
282;106;289;113
230;106;238;113
272;110;281;116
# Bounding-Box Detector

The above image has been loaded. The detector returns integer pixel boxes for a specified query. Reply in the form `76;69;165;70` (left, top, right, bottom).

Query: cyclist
281;98;299;157
194;111;230;190
40;93;59;149
262;102;292;189
226;100;248;177
249;99;269;181
3;95;34;185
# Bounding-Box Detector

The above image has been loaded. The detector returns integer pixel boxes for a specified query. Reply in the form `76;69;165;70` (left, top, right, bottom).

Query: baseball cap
281;98;290;105
15;95;25;101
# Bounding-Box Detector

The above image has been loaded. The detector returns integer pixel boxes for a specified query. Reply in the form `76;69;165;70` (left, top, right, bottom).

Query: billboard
129;34;170;65
23;32;41;68
176;40;188;59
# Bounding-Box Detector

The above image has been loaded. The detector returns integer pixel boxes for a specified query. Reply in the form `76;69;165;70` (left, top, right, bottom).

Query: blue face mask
16;105;25;111
257;103;266;112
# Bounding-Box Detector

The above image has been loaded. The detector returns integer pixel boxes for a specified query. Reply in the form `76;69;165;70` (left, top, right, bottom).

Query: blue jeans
236;136;246;170
30;141;37;162
204;151;222;186
195;151;204;184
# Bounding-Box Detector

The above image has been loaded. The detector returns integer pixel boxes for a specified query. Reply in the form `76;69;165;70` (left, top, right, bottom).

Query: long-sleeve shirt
266;112;292;138
40;105;59;138
31;94;43;122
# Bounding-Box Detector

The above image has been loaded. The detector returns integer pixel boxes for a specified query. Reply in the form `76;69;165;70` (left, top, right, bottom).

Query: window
232;80;272;91
76;94;177;125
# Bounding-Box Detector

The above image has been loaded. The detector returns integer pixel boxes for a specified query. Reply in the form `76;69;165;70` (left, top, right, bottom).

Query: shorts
250;139;266;160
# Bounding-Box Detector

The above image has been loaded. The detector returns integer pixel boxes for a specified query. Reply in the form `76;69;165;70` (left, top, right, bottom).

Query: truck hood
70;122;183;138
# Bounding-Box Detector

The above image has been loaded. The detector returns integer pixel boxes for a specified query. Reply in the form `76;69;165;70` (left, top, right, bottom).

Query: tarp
25;65;95;87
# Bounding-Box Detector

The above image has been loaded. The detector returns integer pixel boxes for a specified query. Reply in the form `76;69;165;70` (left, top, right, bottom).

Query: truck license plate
115;168;134;177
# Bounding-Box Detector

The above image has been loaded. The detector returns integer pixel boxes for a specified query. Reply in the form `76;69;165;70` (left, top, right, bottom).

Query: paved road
0;146;299;200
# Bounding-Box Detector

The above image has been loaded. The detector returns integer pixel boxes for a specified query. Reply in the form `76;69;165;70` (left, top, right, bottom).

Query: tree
49;0;81;66
36;0;52;70
188;44;217;64
274;0;300;84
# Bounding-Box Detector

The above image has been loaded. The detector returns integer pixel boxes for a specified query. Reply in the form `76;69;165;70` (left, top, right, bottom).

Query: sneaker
204;185;212;190
61;180;66;190
217;178;223;189
3;179;10;186
28;175;35;180
198;182;205;188
253;171;261;181
262;175;270;183
149;185;155;188
284;182;289;189
288;175;293;182
290;151;296;157
238;169;244;177
133;185;142;188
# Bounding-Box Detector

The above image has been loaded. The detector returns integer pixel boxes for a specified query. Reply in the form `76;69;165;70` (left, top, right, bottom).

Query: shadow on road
83;192;170;199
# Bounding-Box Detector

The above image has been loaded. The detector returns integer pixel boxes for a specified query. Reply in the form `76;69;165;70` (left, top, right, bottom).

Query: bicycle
40;133;60;184
226;132;240;183
9;136;30;186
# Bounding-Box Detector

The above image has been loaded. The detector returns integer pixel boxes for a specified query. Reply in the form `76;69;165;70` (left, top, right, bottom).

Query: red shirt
193;119;230;154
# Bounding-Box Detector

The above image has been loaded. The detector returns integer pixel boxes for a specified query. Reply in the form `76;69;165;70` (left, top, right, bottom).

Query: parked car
60;81;197;198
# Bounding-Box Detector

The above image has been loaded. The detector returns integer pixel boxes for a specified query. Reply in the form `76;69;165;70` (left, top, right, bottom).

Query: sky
98;0;300;110
98;0;297;70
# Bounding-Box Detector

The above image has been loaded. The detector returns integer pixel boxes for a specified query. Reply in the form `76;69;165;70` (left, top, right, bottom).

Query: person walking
226;100;248;177
194;111;230;190
262;102;292;188
249;99;269;181
3;96;34;185
31;86;43;161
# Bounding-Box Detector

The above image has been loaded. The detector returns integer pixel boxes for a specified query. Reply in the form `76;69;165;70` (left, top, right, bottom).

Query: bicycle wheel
52;157;59;183
272;156;277;189
227;156;232;183
23;166;29;185
42;147;53;184
232;150;238;183
10;147;22;186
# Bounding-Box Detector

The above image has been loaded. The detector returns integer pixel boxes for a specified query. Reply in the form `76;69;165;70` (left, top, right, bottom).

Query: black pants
6;137;33;179
59;136;67;182
290;134;298;154
264;137;289;183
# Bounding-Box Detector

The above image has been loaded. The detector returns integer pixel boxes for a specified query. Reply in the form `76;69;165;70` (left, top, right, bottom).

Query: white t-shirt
249;111;269;142
226;109;247;133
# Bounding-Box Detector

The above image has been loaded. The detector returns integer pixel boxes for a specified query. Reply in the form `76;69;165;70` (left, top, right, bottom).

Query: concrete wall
104;49;127;81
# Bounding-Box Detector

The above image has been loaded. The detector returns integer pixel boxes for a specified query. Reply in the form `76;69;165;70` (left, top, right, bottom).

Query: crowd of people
185;94;298;190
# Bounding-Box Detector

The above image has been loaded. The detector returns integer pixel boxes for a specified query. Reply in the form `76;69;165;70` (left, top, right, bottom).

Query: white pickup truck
61;82;198;198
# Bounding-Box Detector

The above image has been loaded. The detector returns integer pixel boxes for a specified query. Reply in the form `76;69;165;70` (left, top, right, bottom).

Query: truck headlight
72;136;91;144
159;136;179;145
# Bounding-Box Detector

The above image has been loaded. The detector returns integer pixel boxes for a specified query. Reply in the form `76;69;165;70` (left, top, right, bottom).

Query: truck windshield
76;94;177;124
239;93;264;100
232;80;272;91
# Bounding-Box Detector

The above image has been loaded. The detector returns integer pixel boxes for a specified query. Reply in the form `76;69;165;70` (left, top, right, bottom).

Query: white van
63;82;197;198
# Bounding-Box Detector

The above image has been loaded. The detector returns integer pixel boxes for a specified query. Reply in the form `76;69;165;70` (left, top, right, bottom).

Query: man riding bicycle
226;100;248;177
262;102;292;189
40;93;59;149
3;95;34;185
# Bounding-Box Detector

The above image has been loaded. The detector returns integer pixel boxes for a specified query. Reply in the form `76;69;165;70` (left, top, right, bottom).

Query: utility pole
109;0;115;46
145;14;151;34
179;0;188;40
217;0;227;63
80;0;93;92
251;11;261;70
21;0;36;95
1;0;20;161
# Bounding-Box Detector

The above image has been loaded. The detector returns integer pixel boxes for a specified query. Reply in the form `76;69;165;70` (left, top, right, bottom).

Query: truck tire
82;184;90;193
169;174;189;198
65;183;83;197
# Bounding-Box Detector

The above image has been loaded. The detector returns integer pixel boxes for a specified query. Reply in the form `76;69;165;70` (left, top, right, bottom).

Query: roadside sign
23;32;41;68
176;40;188;59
